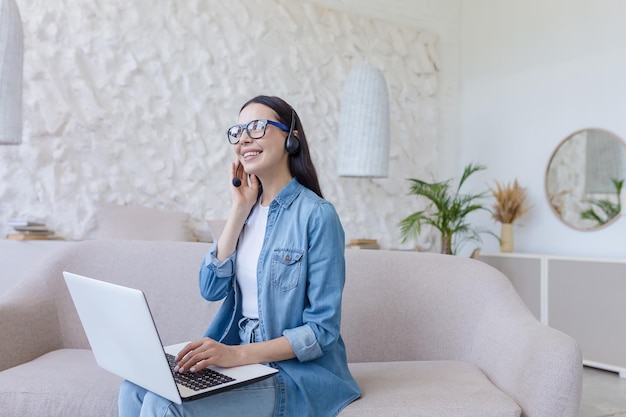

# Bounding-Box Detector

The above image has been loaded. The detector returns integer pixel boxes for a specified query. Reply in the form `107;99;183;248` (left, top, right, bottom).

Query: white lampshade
338;63;390;177
0;0;24;145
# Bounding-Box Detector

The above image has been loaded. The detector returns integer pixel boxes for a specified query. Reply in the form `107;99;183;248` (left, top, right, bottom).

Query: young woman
118;96;360;417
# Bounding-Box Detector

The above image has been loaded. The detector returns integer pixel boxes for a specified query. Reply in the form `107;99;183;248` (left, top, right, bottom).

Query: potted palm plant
398;163;492;255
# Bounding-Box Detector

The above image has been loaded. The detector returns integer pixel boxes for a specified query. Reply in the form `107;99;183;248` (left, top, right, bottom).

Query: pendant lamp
0;0;24;145
338;63;390;177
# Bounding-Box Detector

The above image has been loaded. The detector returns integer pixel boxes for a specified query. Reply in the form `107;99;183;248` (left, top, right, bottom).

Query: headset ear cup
285;133;300;154
285;109;300;154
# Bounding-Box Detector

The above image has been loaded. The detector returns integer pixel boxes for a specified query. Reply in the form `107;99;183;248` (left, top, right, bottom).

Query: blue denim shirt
199;179;360;417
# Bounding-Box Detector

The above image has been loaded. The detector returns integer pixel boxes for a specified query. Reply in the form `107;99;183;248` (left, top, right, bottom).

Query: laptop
63;271;278;404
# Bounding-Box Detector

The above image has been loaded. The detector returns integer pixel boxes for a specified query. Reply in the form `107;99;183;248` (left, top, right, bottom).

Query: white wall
460;0;626;258
304;0;463;179
7;0;624;258
0;0;462;249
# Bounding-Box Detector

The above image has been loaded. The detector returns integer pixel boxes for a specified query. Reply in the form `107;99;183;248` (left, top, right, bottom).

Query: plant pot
500;223;514;253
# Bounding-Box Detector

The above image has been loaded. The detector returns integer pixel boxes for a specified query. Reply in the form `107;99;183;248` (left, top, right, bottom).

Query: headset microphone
232;162;242;187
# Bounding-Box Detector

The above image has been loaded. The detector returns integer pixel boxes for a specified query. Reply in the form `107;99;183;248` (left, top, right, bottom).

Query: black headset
284;109;301;155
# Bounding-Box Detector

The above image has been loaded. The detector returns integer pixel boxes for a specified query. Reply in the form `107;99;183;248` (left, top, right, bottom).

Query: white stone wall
1;0;441;248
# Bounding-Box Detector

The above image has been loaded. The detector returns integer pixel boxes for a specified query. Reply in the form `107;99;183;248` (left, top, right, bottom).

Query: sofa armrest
469;287;583;417
0;281;63;371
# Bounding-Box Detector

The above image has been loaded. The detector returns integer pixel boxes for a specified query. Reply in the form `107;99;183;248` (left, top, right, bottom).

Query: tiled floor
580;366;626;417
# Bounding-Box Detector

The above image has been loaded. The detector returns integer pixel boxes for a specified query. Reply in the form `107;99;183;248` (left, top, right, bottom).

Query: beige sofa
0;240;582;417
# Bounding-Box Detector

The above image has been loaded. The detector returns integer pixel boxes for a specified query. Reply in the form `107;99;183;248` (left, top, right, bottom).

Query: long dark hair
240;95;323;198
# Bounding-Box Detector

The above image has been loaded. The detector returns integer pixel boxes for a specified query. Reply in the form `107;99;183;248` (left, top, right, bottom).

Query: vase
500;223;514;253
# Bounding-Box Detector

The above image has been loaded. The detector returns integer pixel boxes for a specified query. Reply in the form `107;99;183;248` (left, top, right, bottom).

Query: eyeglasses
226;119;289;144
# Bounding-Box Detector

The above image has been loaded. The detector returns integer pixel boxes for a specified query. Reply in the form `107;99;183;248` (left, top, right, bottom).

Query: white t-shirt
235;202;268;319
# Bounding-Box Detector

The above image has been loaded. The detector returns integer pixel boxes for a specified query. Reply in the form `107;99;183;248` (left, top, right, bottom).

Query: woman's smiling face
235;102;290;179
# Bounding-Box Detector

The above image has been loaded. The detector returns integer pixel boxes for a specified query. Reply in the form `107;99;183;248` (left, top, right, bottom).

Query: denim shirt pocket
270;248;304;291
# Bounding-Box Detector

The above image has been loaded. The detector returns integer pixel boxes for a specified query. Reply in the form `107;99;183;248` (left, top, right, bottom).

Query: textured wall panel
1;0;439;248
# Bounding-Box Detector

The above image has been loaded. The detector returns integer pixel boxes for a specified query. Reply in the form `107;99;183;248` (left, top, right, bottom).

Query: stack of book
347;238;380;250
6;220;57;240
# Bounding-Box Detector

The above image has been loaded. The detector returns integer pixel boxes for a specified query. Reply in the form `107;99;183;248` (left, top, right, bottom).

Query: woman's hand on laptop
175;336;296;373
175;338;239;373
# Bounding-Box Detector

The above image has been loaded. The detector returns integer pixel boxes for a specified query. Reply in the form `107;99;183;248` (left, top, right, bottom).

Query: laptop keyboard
166;353;235;391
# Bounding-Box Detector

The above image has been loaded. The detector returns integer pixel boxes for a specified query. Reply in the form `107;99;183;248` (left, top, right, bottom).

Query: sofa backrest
17;240;531;366
31;240;216;349
341;249;531;363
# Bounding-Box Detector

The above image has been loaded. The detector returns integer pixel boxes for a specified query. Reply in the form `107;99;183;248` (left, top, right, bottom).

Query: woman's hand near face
230;161;259;210
215;161;259;261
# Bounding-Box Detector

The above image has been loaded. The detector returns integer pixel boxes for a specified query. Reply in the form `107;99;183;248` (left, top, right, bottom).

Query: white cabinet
480;252;626;378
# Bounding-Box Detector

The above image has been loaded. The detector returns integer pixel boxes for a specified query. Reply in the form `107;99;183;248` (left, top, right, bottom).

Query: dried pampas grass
490;179;531;224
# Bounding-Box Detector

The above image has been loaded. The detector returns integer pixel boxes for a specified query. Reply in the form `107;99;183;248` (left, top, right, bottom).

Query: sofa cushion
0;351;520;417
341;360;521;417
95;204;190;241
0;349;121;417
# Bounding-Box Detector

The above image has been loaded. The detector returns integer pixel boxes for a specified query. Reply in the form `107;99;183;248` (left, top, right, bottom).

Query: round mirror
546;128;625;231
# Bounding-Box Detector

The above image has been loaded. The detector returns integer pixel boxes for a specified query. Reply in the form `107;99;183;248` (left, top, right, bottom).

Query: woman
119;95;360;417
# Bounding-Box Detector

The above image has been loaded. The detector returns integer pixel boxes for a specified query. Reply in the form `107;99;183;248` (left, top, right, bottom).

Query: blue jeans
118;318;276;417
